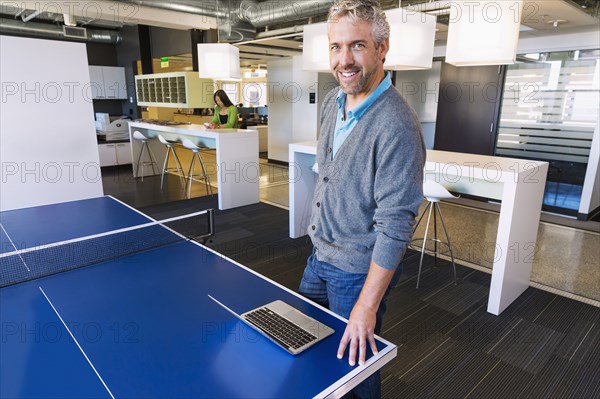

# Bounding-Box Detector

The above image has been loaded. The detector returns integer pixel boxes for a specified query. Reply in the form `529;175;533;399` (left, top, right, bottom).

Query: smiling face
215;95;224;107
328;16;388;101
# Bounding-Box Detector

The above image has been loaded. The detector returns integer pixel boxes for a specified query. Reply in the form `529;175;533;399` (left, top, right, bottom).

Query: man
298;0;425;397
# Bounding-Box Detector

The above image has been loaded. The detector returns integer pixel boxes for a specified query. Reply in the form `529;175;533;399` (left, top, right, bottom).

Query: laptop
208;295;335;355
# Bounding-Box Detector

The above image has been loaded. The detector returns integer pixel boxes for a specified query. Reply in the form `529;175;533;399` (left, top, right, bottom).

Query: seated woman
208;90;238;129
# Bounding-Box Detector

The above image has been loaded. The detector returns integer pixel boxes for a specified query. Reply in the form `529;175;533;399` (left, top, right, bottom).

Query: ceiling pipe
113;0;228;18
112;0;334;29
0;18;122;44
236;32;304;46
111;0;249;41
237;0;333;28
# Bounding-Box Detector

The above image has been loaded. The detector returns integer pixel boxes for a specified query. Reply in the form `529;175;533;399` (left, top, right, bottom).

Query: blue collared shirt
332;71;392;158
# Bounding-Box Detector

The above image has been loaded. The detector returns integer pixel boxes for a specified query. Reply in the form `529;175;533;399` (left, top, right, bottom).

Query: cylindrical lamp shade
302;22;330;72
445;0;523;66
302;10;436;72
197;43;241;80
384;8;437;70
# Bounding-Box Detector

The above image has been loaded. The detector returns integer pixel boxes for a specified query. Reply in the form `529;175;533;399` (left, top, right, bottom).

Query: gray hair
328;0;390;48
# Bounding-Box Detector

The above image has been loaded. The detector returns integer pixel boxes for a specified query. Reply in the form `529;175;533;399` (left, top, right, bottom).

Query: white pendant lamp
302;22;330;72
302;9;436;72
384;8;437;70
445;0;524;66
197;43;241;80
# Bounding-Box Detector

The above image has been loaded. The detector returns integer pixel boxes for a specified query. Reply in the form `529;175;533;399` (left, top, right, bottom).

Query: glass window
497;49;600;213
242;82;267;107
222;82;238;105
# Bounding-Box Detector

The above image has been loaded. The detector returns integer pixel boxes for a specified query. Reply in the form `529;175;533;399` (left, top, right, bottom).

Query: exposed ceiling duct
0;18;122;44
111;0;227;18
111;0;336;41
236;0;334;28
2;0;596;50
113;0;249;41
112;0;335;28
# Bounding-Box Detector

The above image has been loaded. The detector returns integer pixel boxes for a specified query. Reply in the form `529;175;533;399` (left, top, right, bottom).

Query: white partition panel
292;55;318;144
579;120;600;217
0;36;103;211
267;58;294;162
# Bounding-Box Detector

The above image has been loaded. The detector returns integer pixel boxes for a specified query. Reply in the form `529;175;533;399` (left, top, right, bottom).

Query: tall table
129;121;259;210
0;196;397;398
289;142;549;315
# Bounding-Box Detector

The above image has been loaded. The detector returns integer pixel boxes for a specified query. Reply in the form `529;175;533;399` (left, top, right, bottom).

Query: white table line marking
0;223;30;272
39;286;115;399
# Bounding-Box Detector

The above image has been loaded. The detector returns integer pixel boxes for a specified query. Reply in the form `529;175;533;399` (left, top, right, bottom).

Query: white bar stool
412;180;459;288
157;134;185;189
181;138;213;199
132;131;158;180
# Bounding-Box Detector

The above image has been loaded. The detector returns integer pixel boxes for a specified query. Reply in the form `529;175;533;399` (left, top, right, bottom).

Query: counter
288;141;549;315
129;122;259;210
247;125;268;153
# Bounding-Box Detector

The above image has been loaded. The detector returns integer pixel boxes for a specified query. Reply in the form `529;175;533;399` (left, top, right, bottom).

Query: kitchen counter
129;122;259;210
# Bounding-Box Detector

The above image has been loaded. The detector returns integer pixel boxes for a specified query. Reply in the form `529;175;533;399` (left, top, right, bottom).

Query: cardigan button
311;225;316;231
316;202;321;208
327;147;332;153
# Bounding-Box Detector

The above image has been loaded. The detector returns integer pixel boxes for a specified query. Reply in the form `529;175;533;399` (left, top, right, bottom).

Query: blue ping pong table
1;196;397;398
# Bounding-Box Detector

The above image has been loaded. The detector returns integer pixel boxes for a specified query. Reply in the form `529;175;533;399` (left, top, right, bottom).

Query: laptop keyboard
245;307;317;350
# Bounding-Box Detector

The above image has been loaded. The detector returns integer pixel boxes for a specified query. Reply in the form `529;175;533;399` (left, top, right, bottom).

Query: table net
0;209;214;288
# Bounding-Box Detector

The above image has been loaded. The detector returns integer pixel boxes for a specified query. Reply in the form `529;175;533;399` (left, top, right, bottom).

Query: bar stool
181;138;213;199
132;131;158;181
412;180;458;288
157;134;185;189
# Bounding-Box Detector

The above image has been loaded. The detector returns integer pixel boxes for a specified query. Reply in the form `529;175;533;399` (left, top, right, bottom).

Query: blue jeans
298;249;402;399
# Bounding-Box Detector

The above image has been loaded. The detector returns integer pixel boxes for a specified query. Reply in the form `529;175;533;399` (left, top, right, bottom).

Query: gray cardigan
307;86;426;273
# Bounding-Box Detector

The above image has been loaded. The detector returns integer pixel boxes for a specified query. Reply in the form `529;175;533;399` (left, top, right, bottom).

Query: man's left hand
337;301;379;366
335;260;396;366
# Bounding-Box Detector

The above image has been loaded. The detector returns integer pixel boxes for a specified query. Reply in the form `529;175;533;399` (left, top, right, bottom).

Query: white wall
0;36;103;211
395;61;442;149
267;58;293;162
292;55;319;144
268;56;322;162
317;72;339;139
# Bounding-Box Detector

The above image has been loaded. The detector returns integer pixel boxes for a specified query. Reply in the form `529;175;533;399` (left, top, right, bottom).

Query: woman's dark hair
214;89;234;108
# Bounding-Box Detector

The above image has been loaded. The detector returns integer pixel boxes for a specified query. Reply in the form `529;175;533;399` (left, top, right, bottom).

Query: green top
211;105;239;128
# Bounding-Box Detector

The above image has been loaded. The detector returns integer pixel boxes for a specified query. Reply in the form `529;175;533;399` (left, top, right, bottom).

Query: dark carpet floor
139;196;600;399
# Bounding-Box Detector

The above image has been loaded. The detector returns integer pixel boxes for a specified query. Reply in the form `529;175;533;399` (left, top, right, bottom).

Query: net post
194;208;215;244
207;208;215;238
